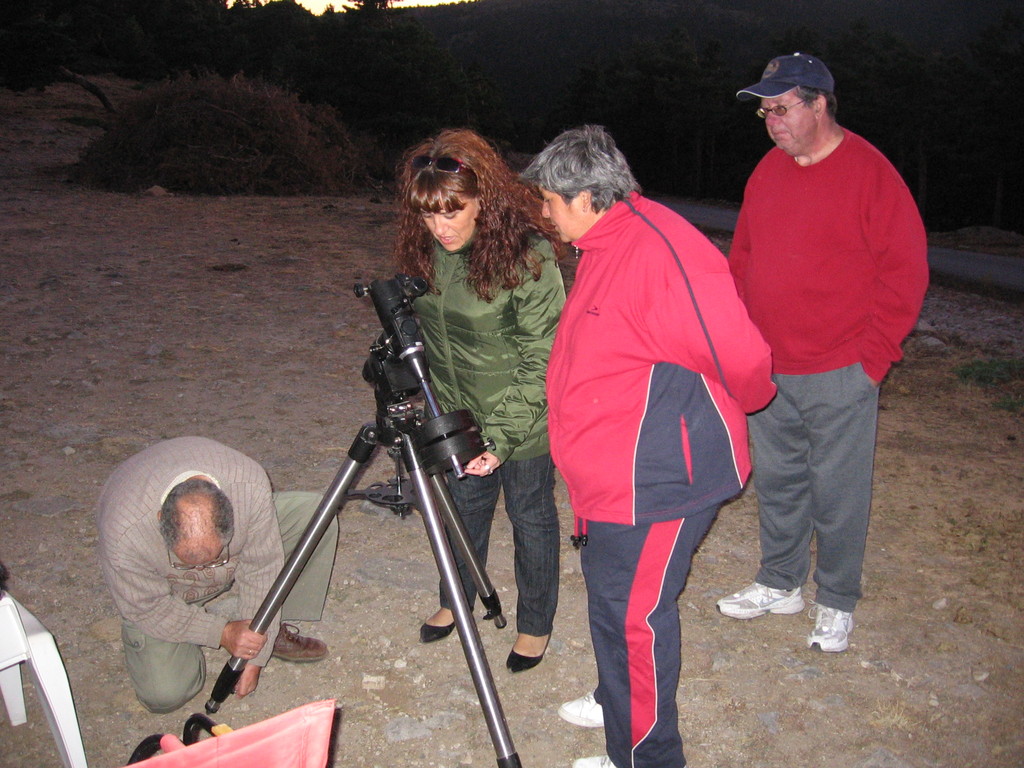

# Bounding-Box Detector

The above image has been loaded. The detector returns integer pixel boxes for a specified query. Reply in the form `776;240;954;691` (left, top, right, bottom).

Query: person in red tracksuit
522;125;776;768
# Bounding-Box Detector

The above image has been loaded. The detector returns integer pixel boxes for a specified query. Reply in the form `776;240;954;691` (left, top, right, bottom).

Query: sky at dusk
296;0;457;13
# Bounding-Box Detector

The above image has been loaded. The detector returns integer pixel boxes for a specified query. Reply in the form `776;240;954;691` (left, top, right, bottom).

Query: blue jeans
437;453;560;636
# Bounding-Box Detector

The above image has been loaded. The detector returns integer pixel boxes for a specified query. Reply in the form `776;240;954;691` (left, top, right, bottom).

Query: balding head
159;477;234;566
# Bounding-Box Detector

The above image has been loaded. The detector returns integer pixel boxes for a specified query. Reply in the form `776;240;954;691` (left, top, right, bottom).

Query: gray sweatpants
750;364;879;614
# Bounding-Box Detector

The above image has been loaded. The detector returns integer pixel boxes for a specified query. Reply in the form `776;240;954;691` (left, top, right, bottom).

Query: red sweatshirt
547;193;776;525
730;131;929;382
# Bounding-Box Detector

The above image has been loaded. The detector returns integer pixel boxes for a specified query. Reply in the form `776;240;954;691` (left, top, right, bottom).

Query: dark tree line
1;0;1020;232
0;0;510;160
545;15;1024;233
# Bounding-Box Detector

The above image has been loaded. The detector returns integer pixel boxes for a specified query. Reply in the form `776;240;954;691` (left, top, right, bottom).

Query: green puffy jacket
413;236;565;463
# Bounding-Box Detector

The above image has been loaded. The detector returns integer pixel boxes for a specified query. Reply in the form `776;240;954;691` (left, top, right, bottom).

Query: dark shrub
75;73;367;194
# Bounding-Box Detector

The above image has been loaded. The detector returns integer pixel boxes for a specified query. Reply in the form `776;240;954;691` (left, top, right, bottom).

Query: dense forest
1;0;1021;233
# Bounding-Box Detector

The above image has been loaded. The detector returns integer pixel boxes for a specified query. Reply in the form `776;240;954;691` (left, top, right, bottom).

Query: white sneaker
807;605;854;652
572;757;614;768
558;691;604;728
717;582;805;619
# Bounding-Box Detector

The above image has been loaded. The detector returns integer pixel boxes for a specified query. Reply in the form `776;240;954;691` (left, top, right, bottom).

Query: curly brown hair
394;128;558;302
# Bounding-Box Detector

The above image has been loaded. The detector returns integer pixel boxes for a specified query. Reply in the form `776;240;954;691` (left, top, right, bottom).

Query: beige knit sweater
96;436;284;665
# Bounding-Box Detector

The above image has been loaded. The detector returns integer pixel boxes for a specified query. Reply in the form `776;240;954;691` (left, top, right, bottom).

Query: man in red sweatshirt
719;53;929;652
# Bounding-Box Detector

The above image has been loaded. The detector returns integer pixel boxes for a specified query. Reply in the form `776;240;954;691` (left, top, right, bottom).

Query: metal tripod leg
428;472;507;627
402;434;521;768
204;423;522;766
205;424;377;712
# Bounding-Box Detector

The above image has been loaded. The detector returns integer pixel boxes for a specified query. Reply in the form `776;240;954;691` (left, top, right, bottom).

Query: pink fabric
123;699;336;768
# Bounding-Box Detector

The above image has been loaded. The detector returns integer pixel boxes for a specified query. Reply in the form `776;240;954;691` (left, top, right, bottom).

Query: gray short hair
521;125;639;212
796;86;838;119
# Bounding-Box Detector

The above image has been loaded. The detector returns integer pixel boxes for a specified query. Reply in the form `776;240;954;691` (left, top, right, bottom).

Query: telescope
204;275;522;768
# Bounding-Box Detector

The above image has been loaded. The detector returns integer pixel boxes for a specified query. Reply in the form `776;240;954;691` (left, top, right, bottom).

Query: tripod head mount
355;275;483;476
355;275;431;409
355;273;431;387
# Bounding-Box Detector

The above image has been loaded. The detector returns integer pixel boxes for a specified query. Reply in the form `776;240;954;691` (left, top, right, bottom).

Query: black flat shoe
506;649;544;673
419;621;455;644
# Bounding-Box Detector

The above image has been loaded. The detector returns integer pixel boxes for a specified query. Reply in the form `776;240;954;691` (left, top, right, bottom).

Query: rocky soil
1;78;1022;768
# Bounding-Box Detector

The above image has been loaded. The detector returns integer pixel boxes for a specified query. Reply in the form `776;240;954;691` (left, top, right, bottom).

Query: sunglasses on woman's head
411;155;465;174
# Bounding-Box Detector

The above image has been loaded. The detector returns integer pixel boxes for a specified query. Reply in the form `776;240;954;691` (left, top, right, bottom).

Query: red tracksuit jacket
547;193;776;526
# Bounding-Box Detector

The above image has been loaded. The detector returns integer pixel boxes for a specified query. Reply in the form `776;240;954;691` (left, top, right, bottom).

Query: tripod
204;275;522;768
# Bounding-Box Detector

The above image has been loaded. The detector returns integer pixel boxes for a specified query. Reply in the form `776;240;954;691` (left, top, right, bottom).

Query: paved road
656;198;1024;293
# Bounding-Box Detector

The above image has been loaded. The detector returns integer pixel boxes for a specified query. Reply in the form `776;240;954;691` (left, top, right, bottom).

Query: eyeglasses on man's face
756;100;806;119
411;155;465;174
168;544;230;571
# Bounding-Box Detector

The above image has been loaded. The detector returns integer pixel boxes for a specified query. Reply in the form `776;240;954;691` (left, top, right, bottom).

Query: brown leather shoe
271;622;328;663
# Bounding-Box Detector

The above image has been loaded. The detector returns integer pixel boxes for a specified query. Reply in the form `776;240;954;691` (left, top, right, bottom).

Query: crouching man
97;436;337;713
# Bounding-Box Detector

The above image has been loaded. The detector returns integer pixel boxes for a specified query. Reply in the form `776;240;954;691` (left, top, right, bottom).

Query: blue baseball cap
737;53;835;101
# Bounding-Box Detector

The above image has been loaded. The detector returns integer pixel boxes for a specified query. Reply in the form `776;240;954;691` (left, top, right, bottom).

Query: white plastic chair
0;593;89;768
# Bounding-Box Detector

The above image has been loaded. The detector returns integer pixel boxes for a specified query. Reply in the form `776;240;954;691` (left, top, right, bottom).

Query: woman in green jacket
394;128;565;672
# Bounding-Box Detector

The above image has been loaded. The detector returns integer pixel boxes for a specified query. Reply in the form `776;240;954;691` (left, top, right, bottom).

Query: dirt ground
1;78;1022;768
